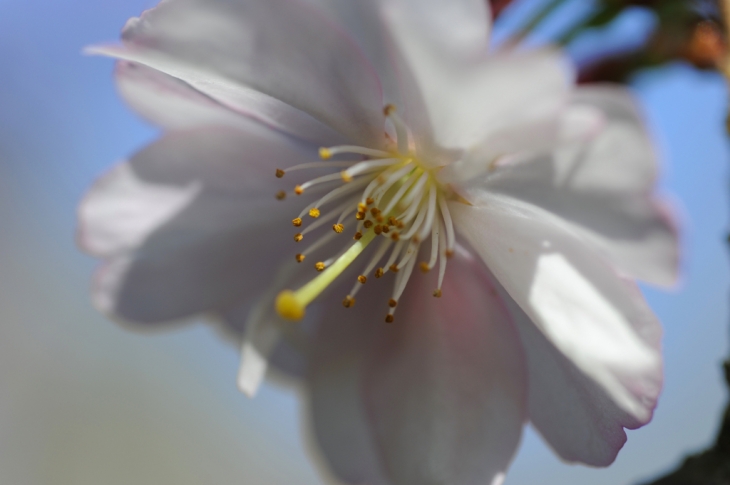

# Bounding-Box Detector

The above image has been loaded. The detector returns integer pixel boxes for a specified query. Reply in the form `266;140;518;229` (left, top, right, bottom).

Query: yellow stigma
276;291;306;321
319;147;332;160
275;229;377;321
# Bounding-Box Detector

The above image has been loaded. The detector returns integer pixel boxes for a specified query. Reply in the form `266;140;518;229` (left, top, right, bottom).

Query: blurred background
0;0;727;484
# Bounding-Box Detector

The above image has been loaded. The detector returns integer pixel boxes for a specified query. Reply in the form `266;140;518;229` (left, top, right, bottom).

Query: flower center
273;105;455;323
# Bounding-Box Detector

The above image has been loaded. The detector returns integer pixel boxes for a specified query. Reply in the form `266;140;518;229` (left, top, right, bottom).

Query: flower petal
307;288;392;485
481;86;679;286
89;0;384;146
451;192;663;466
502;291;643;466
361;250;527;485
114;60;339;147
79;126;312;323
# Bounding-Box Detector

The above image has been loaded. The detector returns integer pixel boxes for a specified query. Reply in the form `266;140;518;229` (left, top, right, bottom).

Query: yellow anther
385;314;395;323
374;225;383;235
382;225;390;234
370;207;380;216
319;147;332;160
376;215;384;223
388;216;397;226
294;233;304;243
396;221;405;229
420;262;430;273
333;223;345;234
276;290;305;322
341;171;353;183
276;191;287;201
358;203;367;212
363;220;373;229
343;295;356;308
391;233;400;241
275;169;286;178
292;218;303;227
309;208;321;218
389;264;400;273
445;249;454;259
388;299;398;308
358;275;367;284
366;197;375;205
354;232;363;240
315;262;326;272
375;268;384;278
296;254;306;263
433;289;443;298
295;185;304;195
356;212;366;221
383;104;396;116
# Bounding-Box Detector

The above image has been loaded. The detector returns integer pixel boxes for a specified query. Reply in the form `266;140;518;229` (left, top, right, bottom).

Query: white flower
79;0;680;484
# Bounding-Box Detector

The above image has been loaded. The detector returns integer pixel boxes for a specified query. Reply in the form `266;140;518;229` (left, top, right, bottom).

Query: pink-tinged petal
79;126;313;323
89;0;384;147
361;251;527;485
451;192;663;466
307;287;392;485
481;87;679;287
501;291;642;465
379;12;572;153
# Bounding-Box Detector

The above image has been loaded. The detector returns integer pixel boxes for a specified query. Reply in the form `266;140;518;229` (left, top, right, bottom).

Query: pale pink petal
502;291;642;465
307;287;392;485
361;251;527;485
79;126;313;322
88;0;384;147
480;87;679;286
451;192;663;466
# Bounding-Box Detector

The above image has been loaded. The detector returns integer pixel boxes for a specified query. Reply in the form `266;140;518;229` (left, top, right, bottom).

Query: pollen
389;264;399;273
275;169;285;178
433;289;442;298
295;185;304;195
420;262;430;273
276;191;286;200
333;223;345;234
358;203;367;212
374;225;383;235
382;225;390;234
358;275;367;284
294;233;304;242
319;147;332;160
356;212;366;221
354;232;363;240
375;268;384;278
315;262;326;272
370;207;380;216
385;314;395;323
309;208;321;218
292;218;303;227
341;171;353;183
342;295;356;308
295;254;306;263
366;197;375;205
388;299;398;308
363;220;373;229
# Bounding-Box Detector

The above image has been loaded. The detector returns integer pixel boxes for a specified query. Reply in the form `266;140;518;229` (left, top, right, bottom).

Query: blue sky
0;0;727;484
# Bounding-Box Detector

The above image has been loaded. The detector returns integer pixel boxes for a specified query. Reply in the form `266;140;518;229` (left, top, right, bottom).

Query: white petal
89;0;384;146
500;290;643;465
307;288;392;485
451;193;663;435
481;88;679;286
79;126;310;322
361;251;527;485
237;296;284;398
379;15;572;152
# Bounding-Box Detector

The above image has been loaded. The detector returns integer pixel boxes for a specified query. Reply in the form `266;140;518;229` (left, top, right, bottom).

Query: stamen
342;295;356;308
380;168;420;215
350;239;391;297
296;254;305;263
384;104;410;154
315;262;326;272
319;145;391;159
382;241;405;275
294;233;304;242
301;230;338;257
395;174;429;223
300;172;350;192
333;223;345;234
284;161;356;172
342;158;400;180
292;218;303;227
276;169;286;178
372;163;417;205
309;208;321;218
276;191;287;200
438;193;456;253
436;223;448;295
302;199;355;235
423;218;441;272
276;230;377;321
386;255;417;321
